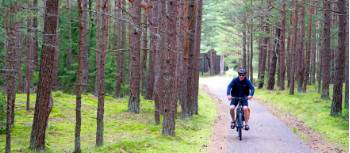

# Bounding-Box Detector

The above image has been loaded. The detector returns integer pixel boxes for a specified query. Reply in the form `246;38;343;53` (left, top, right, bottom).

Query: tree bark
267;27;280;90
128;0;142;113
289;0;298;95
296;0;305;92
330;0;346;116
66;0;73;68
29;0;59;150
160;0;177;136
114;0;122;97
95;0;110;147
303;0;314;92
5;7;19;151
75;0;88;151
345;0;349;109
141;3;149;96
321;0;331;99
146;0;159;100
26;13;34;111
278;0;286;90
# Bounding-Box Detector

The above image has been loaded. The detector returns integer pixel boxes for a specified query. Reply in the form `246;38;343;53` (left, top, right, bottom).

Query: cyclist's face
239;73;245;81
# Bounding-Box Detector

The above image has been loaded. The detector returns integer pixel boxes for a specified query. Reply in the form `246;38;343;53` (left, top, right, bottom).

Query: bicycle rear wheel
238;128;242;140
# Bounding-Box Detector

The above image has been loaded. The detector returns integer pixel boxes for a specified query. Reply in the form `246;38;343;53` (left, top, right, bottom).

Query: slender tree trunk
153;1;164;124
5;7;19;151
267;27;280;90
128;0;142;113
297;0;305;92
192;0;203;114
330;0;346;116
161;0;177;136
95;0;110;147
289;0;298;95
141;4;149;96
303;0;314;92
321;0;331;99
114;0;122;97
278;0;286;90
66;0;73;68
249;0;253;83
115;0;126;98
26;13;34;111
242;18;247;68
146;0;159;100
29;0;59;150
75;0;88;151
258;1;269;89
33;0;39;67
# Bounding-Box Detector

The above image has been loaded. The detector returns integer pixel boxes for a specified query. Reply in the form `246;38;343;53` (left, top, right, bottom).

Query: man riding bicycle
227;67;255;130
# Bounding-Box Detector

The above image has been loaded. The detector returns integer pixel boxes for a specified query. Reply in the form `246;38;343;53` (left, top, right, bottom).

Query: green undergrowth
256;87;349;152
0;90;216;153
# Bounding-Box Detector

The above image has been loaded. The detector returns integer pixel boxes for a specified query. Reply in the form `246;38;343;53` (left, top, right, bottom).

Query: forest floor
200;76;346;153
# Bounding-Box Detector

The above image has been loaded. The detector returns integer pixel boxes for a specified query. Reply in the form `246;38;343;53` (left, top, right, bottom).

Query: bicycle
234;97;247;141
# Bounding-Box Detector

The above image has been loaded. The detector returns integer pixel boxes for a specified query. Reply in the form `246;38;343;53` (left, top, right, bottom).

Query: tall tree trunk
26;13;34;111
321;0;331;99
289;0;298;95
187;0;197;115
242;18;247;68
161;0;177;136
258;1;269;89
278;0;286;90
267;27;280;90
303;0;314;91
115;0;126;98
297;0;305;92
96;0;110;147
75;0;88;151
66;0;73;68
33;0;39;67
146;0;159;100
331;0;346;116
179;0;190;118
153;0;165;124
345;0;349;109
29;0;59;150
128;0;142;113
249;0;253;83
141;4;149;96
5;6;19;151
114;0;122;97
193;0;203;114
310;5;317;85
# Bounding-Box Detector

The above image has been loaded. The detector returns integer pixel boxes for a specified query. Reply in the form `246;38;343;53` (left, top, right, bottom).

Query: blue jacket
227;77;255;97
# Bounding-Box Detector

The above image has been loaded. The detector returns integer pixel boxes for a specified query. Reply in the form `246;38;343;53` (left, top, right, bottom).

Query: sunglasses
239;74;245;76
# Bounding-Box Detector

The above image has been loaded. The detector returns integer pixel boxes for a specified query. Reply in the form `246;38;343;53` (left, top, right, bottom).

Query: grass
256;87;349;152
0;90;217;153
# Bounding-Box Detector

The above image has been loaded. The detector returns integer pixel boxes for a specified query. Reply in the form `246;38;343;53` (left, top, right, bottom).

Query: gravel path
201;76;313;153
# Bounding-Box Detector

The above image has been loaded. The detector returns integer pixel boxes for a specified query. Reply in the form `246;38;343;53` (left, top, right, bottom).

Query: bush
0;91;6;134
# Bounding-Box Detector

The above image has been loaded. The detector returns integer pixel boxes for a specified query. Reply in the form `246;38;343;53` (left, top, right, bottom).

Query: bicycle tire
238;128;242;140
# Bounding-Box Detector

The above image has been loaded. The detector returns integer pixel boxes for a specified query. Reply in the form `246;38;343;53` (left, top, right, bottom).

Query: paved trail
201;76;312;153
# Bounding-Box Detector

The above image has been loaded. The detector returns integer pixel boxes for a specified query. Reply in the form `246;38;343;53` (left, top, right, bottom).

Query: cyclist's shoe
230;121;236;129
244;125;250;130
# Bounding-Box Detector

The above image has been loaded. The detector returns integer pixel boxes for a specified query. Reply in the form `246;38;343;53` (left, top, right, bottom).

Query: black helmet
238;67;247;75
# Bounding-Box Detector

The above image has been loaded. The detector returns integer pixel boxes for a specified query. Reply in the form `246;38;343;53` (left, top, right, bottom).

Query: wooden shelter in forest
200;49;225;76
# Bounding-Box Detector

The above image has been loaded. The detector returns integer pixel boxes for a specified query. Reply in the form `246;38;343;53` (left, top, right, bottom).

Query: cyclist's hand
248;96;253;100
227;95;233;100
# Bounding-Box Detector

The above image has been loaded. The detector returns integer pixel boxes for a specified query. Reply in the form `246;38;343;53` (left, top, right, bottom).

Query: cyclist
226;67;255;130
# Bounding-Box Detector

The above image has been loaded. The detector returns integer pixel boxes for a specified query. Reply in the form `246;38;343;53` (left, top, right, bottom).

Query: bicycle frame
234;97;247;140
